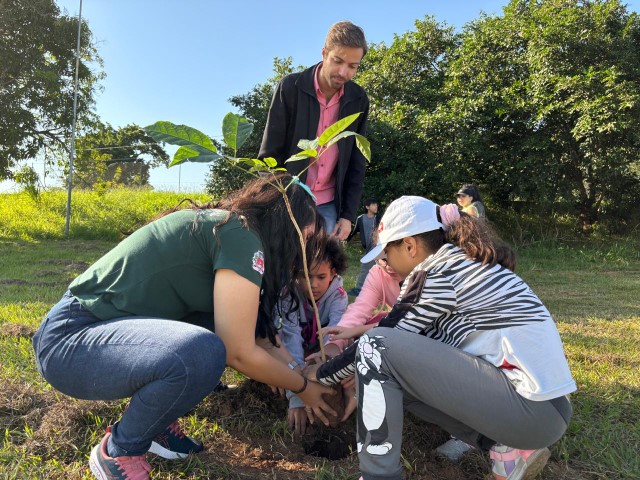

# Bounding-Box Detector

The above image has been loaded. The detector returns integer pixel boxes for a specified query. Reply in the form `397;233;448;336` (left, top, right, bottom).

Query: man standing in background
259;21;369;240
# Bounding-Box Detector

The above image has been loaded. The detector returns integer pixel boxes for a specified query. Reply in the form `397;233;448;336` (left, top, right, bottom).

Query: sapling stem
146;113;368;367
225;165;328;363
279;179;327;363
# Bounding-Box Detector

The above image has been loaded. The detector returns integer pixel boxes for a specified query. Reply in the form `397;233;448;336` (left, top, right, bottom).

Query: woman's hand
297;381;336;426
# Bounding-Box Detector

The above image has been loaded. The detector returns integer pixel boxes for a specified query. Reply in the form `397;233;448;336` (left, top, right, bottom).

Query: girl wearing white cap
307;196;575;480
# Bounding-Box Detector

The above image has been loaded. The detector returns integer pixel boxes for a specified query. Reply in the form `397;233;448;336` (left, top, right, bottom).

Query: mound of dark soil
0;379;56;438
0;323;36;339
301;423;355;460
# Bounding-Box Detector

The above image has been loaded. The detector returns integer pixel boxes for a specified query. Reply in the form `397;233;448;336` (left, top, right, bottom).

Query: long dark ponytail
213;174;317;345
412;209;516;271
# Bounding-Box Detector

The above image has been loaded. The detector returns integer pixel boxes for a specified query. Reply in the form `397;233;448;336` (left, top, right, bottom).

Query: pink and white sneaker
89;430;152;480
490;445;551;480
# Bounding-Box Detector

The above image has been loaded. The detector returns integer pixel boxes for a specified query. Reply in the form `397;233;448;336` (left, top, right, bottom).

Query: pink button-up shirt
305;64;344;206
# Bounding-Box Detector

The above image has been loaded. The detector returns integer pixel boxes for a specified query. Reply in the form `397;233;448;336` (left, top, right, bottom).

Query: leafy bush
13;165;41;202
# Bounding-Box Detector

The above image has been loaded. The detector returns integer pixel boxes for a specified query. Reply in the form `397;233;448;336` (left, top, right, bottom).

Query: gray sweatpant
356;327;572;480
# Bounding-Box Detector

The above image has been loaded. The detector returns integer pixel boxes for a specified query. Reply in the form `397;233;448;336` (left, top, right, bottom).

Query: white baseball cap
361;196;443;263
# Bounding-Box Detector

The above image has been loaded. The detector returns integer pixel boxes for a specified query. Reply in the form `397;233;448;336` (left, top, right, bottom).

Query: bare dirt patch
196;380;488;479
0;379;56;438
0;278;28;286
0;323;36;339
25;399;119;463
1;377;581;479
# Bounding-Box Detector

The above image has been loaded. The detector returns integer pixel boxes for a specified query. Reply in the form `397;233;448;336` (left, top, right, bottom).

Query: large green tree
356;17;459;206
205;58;301;197
0;0;103;179
443;0;640;231
70;122;169;188
213;3;640;231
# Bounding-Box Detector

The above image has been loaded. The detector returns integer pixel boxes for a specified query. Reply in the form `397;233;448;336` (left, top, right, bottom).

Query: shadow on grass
1;371;601;479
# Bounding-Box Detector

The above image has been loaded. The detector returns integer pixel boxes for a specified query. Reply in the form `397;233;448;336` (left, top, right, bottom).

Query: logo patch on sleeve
252;251;265;275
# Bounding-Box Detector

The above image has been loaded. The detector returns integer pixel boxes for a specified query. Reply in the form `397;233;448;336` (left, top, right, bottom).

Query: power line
75;135;225;152
76;143;161;151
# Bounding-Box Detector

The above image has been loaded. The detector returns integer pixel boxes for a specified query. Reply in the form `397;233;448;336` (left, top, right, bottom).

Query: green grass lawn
1;190;639;479
515;243;640;479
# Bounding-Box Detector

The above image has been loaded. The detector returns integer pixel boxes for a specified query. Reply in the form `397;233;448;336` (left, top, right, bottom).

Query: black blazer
259;63;370;223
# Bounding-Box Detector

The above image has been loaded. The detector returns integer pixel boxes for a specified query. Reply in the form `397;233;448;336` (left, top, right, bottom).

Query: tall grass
0;188;211;242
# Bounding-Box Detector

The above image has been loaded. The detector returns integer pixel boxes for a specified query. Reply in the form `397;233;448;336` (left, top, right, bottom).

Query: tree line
2;0;639;232
222;0;640;233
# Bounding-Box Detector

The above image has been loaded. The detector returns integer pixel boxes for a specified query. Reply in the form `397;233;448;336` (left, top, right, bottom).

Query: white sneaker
435;437;473;462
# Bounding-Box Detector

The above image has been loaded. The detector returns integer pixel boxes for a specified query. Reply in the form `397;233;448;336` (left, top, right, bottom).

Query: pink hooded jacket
328;264;402;352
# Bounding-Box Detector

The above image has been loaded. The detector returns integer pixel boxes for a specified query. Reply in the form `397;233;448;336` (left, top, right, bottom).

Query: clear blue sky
47;0;638;192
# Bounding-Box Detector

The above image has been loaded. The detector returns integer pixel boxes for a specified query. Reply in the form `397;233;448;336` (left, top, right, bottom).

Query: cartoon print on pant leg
356;333;391;455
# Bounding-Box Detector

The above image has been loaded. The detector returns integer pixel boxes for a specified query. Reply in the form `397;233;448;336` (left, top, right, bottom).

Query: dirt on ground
0;376;596;479
0;323;36;339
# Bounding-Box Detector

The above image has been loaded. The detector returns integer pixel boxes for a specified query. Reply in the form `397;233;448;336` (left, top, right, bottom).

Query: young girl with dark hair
275;233;348;435
307;196;575;480
32;174;336;480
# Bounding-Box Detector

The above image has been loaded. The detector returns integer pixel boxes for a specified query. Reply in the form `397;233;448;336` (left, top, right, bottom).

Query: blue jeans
33;291;226;456
317;201;337;233
355;260;375;291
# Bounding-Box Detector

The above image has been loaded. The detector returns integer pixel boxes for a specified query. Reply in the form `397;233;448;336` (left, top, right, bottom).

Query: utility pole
64;0;83;238
42;146;47;188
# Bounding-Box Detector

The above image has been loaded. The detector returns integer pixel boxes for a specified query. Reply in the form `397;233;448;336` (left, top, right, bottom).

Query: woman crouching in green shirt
32;174;336;480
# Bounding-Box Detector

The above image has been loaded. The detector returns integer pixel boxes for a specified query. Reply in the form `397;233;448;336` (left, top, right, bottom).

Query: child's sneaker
213;381;229;392
213;381;238;392
148;421;203;460
435;436;473;462
490;445;551;480
89;431;152;480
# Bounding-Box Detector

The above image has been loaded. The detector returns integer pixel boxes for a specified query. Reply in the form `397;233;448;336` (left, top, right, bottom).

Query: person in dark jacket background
347;197;381;296
259;21;370;240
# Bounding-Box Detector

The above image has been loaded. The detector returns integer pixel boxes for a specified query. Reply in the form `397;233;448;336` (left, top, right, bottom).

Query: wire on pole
64;0;83;239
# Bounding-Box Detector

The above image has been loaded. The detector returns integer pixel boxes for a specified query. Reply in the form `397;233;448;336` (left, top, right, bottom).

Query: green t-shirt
69;209;264;321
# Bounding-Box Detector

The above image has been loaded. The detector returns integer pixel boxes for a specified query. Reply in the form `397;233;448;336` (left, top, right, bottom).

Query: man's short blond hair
325;21;367;56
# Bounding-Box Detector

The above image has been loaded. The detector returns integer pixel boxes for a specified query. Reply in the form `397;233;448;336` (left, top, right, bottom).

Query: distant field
0;188;211;241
